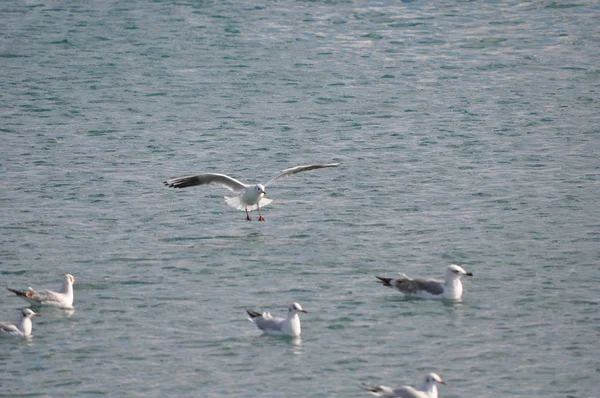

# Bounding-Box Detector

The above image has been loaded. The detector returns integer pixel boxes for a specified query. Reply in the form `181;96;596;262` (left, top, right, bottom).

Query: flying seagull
246;302;307;336
376;264;473;300
0;308;41;338
362;372;446;398
7;274;77;309
164;163;340;221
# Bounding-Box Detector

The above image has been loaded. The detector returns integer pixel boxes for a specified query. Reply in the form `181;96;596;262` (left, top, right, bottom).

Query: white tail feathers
259;197;273;208
224;196;245;210
224;196;273;211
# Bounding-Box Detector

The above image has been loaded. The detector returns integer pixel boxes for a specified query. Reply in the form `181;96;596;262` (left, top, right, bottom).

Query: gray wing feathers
0;323;22;335
164;173;247;192
253;316;285;331
0;323;19;334
390;387;423;398
390;278;444;295
264;163;340;186
41;290;63;302
412;279;444;295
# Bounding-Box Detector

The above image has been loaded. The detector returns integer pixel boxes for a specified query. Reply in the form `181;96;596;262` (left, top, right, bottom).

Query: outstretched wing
164;173;247;192
264;163;340;186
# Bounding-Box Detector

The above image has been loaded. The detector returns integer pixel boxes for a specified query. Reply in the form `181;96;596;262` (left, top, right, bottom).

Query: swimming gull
164;163;340;221
376;264;472;300
246;302;307;336
362;372;445;398
0;308;41;338
7;274;76;309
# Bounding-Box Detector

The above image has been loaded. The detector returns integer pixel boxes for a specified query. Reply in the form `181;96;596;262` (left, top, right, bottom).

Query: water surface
1;0;599;397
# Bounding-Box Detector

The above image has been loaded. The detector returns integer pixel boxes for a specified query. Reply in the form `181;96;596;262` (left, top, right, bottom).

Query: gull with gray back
362;372;446;398
376;265;473;300
246;302;307;337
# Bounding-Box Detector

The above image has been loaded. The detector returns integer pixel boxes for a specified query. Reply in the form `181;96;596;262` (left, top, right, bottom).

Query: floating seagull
0;308;40;338
362;372;446;398
7;274;76;309
376;264;473;300
164;163;340;221
246;302;307;336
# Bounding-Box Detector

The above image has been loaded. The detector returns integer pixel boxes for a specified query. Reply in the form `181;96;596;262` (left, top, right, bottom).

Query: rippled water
1;0;599;397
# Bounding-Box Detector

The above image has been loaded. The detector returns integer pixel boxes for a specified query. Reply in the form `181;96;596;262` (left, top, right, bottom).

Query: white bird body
164;163;339;221
246;302;307;337
0;309;40;337
223;183;272;211
363;373;445;398
377;265;473;300
7;274;76;309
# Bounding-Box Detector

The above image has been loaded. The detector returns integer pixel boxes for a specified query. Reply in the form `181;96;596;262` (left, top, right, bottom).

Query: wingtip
376;276;392;286
361;383;379;393
164;180;178;188
246;309;261;318
7;287;23;296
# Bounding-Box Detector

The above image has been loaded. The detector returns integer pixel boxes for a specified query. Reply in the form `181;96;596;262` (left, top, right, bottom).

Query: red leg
245;207;252;221
258;204;265;221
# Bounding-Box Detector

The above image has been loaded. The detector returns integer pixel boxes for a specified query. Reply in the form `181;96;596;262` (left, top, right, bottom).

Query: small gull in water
376;264;472;300
362;372;446;398
7;274;76;309
164;163;340;221
0;308;40;338
246;302;307;337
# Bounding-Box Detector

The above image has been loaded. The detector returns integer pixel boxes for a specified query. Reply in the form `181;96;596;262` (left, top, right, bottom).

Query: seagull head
65;274;76;285
446;264;473;280
254;184;267;197
288;302;307;314
424;372;445;386
21;308;40;318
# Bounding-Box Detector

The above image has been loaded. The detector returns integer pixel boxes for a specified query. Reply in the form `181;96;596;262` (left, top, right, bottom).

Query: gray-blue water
1;0;599;397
